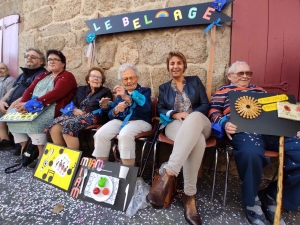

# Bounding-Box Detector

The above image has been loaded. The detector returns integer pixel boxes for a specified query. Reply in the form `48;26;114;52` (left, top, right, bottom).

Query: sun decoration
235;96;262;119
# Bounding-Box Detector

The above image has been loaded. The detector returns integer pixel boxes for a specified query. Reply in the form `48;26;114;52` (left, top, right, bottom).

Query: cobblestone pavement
0;149;299;225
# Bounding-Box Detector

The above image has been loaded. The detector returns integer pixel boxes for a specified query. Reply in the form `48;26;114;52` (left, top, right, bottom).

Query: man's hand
172;112;189;122
224;122;237;140
73;108;85;116
0;101;9;114
297;131;300;138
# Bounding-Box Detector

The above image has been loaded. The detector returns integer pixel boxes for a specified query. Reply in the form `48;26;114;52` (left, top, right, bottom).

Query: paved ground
0;149;299;225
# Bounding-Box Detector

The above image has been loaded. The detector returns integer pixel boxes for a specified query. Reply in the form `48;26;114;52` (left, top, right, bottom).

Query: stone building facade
0;0;231;96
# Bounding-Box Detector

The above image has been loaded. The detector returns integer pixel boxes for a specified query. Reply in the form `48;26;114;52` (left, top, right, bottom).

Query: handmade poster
69;157;138;212
277;102;300;121
0;107;49;122
33;143;82;192
85;1;233;37
229;92;299;137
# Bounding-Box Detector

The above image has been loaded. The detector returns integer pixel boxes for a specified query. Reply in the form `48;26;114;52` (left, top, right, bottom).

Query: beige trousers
93;119;152;159
164;111;211;195
12;132;47;145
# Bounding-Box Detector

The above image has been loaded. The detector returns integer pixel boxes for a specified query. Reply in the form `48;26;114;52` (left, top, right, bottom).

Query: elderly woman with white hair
92;63;152;166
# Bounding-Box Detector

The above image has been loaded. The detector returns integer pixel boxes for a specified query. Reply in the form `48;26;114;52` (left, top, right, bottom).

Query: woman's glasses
89;74;102;80
47;58;61;62
122;76;137;82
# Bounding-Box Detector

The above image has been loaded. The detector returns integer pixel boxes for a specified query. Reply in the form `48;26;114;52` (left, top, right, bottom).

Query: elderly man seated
208;61;300;225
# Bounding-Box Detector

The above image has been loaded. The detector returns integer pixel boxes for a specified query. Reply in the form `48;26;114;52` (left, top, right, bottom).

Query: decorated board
33;143;82;192
229;92;299;137
0;107;49;122
85;1;233;37
69;157;138;212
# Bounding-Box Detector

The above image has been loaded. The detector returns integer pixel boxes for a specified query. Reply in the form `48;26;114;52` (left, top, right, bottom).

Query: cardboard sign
69;157;138;212
85;1;233;37
0;107;49;122
33;143;82;192
229;92;299;137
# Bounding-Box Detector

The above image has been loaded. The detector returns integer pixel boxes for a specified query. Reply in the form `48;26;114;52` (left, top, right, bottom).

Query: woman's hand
172;112;189;122
224;122;237;140
99;97;111;108
73;108;85;116
113;85;131;102
114;102;127;115
297;131;300;138
15;102;27;114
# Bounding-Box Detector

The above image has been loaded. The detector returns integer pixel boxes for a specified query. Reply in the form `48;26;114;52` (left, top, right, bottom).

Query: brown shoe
146;170;175;209
182;193;202;225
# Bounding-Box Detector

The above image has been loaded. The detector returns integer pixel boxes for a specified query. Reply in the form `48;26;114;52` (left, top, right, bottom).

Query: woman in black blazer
45;67;112;150
147;51;211;225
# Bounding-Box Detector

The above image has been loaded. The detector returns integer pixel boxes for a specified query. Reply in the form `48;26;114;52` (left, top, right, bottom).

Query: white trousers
12;132;47;145
93;119;152;159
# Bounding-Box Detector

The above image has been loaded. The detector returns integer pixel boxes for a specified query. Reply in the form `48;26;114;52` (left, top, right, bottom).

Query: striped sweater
208;84;265;125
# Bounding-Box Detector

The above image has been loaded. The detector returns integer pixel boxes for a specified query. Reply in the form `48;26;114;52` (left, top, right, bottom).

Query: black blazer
157;76;209;116
73;85;113;124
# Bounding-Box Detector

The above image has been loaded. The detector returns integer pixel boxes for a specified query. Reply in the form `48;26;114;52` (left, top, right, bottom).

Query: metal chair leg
210;147;219;201
223;148;230;207
138;139;148;175
152;142;157;182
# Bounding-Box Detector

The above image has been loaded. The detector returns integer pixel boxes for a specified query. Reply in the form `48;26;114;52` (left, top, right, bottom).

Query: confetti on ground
0;149;299;224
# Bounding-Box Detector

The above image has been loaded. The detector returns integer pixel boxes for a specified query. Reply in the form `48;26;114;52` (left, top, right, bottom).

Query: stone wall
0;0;232;96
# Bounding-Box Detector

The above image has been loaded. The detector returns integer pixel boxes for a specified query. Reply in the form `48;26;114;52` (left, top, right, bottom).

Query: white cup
119;165;130;180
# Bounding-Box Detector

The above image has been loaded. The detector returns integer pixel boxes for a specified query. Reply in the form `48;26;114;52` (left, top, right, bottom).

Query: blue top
108;84;152;124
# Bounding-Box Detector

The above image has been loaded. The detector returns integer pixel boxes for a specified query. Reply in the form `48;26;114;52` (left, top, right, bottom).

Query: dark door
230;0;300;101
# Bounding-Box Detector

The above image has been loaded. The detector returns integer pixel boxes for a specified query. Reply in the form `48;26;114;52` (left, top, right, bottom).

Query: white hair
228;61;250;74
117;63;139;80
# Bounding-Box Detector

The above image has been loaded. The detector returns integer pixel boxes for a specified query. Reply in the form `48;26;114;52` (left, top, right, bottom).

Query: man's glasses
24;54;40;59
89;74;102;79
47;58;61;62
232;71;253;77
122;76;137;82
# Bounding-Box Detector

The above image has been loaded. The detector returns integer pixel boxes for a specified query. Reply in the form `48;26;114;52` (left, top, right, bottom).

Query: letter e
203;7;215;20
133;18;141;29
105;20;112;30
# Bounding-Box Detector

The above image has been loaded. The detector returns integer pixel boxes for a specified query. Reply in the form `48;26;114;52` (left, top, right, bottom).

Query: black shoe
14;157;22;165
27;159;38;170
0;139;15;150
258;190;286;225
12;144;22;156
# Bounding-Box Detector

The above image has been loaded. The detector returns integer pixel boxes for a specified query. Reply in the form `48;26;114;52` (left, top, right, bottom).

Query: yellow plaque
258;94;288;104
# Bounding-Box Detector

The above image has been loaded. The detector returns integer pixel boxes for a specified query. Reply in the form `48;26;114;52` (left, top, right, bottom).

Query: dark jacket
21;70;77;118
7;66;47;105
157;76;209;116
73;85;113;124
108;84;152;124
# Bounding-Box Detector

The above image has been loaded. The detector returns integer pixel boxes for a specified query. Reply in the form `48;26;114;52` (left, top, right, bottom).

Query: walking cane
139;118;161;177
274;136;284;225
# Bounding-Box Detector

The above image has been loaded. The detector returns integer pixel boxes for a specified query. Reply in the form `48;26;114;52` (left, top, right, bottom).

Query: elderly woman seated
8;50;77;170
45;67;112;150
208;61;300;225
92;63;152;166
147;51;211;225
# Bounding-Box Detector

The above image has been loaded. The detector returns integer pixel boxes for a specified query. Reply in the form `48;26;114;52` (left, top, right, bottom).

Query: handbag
4;140;38;174
150;171;178;208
